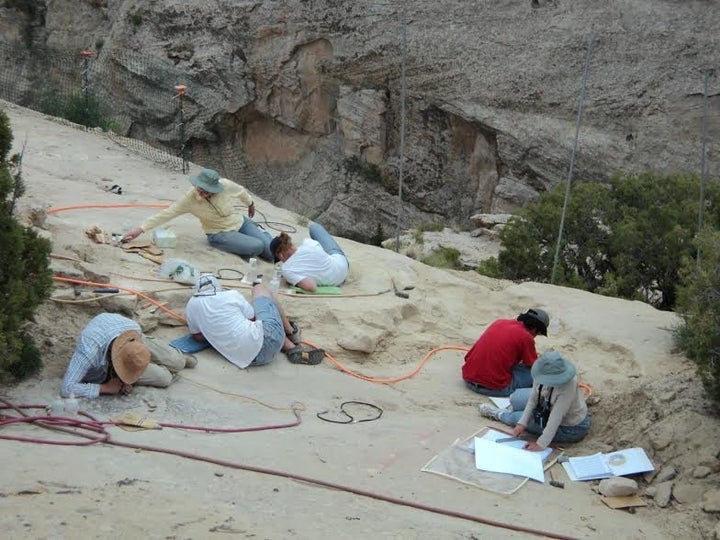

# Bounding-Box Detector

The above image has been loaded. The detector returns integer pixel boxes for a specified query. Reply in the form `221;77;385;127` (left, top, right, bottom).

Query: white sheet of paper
489;397;511;409
473;437;546;482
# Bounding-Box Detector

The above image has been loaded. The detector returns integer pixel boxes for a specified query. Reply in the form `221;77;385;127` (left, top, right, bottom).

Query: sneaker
478;403;504;422
184;354;198;369
287;320;302;345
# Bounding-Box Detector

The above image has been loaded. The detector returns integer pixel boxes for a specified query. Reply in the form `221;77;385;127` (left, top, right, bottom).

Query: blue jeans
250;296;284;366
464;364;533;397
310;223;348;262
206;217;274;261
497;388;591;444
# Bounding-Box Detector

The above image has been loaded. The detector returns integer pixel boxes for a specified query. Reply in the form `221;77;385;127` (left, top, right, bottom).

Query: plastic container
242;258;258;284
153;229;177;248
64;393;79;416
268;262;282;292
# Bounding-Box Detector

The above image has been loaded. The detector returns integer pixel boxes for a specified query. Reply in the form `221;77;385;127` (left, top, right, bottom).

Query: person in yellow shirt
122;169;273;261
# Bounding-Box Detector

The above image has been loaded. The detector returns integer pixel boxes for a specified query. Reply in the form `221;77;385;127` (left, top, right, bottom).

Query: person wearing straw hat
185;274;302;368
61;313;196;399
122;168;273;261
478;351;590;450
462;308;550;397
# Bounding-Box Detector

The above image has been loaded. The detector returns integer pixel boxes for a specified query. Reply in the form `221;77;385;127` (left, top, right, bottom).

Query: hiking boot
287;320;302;345
184;354;198;369
478;403;504;422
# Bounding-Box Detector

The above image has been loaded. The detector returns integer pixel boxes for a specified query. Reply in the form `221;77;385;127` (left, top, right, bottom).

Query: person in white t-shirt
185;275;300;368
269;223;349;292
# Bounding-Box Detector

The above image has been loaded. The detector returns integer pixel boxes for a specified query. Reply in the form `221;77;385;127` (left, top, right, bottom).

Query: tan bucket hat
111;330;151;384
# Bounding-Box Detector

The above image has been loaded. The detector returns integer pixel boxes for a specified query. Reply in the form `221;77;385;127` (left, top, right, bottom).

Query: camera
532;400;552;429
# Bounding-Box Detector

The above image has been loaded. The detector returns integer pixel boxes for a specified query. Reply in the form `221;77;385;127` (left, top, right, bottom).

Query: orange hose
301;341;468;384
579;382;594;398
53;276;186;323
47;203;169;215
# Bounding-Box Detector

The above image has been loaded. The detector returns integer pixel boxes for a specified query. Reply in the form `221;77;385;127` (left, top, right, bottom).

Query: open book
562;447;654;481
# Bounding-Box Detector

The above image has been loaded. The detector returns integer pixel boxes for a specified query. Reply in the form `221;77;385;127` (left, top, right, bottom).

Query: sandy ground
0;101;718;540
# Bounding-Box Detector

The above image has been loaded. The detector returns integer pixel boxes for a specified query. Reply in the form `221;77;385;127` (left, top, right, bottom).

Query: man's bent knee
136;364;173;388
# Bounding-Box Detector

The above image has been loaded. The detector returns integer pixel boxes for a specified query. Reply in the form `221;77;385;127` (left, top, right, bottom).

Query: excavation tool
548;467;565;489
496;436;523;443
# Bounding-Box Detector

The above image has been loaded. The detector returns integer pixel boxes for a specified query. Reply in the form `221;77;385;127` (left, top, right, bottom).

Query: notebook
563;447;655;481
170;334;211;354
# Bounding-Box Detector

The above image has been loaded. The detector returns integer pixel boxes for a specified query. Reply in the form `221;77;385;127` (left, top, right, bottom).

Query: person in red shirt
462;308;550;397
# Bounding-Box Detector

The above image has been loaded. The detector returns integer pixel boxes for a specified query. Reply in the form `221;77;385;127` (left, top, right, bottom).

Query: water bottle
64;393;79;416
243;257;258;284
269;262;282;292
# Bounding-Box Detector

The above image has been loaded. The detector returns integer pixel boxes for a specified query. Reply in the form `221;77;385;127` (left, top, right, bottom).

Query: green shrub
418;222;445;233
675;228;720;407
370;222;384;246
421;247;462;269
0;109;53;382
36;89;115;131
480;173;720;310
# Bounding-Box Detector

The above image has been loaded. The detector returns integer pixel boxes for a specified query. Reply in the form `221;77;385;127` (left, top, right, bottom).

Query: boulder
654;481;673;508
599;477;639;497
655;465;678;483
703;489;720;513
693;466;713;479
469;213;513;228
673;483;705;505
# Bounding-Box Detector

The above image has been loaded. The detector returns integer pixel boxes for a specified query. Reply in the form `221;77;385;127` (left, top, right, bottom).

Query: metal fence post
81;49;92;125
174;84;189;173
394;8;408;252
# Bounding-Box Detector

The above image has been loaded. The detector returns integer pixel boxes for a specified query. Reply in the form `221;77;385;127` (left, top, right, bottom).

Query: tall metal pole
697;71;710;269
174;84;189;173
551;33;596;283
81;50;92;125
394;8;407;252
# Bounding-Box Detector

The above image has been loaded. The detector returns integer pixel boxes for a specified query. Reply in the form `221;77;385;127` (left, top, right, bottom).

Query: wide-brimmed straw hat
111;330;151;384
531;351;576;386
189;169;223;193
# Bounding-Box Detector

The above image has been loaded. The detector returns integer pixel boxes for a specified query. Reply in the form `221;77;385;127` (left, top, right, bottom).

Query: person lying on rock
185;275;302;368
122;168;274;261
269;222;349;292
462;308;549;397
478;351;590;450
61;313;196;399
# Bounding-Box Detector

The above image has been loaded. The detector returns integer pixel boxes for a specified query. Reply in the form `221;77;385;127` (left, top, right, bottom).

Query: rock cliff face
2;0;719;242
